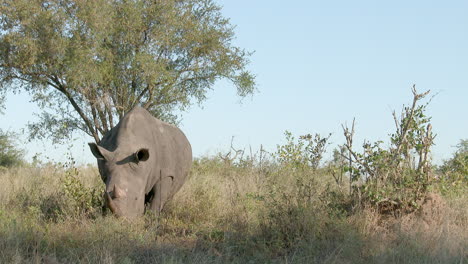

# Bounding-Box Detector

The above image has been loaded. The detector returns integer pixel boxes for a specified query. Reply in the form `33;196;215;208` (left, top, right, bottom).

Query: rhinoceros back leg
149;170;174;214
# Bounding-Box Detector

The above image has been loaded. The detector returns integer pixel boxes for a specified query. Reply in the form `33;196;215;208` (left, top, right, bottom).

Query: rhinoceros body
89;107;192;218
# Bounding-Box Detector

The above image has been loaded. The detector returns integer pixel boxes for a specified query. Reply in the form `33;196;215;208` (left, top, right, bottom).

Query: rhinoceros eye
135;148;150;164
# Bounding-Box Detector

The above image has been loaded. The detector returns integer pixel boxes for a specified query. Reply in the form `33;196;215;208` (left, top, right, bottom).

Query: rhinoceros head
89;142;151;218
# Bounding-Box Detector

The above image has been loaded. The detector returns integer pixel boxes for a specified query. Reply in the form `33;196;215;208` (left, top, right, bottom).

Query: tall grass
0;157;466;263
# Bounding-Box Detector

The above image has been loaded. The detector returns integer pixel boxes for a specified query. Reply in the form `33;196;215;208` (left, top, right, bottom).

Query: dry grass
0;159;466;263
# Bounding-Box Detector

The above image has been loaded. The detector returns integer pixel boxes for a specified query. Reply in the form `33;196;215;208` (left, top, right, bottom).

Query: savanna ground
0;150;466;264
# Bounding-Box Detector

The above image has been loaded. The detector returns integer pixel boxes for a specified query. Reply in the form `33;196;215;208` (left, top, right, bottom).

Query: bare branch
342;119;374;179
218;136;244;166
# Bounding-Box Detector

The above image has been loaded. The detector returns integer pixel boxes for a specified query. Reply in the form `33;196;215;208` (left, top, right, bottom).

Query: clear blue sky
1;0;467;165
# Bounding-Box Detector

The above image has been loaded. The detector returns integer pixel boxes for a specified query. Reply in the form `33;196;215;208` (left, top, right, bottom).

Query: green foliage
277;131;331;170
343;87;435;214
437;139;468;195
0;129;24;167
61;160;103;217
0;0;256;143
439;139;468;176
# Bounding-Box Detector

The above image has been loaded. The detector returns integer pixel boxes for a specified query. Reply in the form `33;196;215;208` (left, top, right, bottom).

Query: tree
439;139;468;177
0;0;255;143
0;129;24;167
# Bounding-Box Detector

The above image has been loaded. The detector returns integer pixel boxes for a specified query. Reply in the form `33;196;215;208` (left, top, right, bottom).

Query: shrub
276;131;331;170
342;86;435;214
437;139;468;195
0;129;24;167
253;131;339;252
61;159;104;218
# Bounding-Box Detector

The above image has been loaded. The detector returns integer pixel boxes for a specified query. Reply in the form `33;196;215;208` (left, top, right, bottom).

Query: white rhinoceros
89;106;192;218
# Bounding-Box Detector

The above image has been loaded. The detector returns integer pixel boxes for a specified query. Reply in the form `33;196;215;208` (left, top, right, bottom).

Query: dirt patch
415;192;446;229
370;193;448;234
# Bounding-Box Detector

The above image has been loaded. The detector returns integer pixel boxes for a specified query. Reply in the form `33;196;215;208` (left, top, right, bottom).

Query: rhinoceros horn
105;192;123;217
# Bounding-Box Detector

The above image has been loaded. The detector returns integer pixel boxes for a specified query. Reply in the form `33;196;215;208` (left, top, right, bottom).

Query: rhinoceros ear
88;143;113;161
135;148;150;163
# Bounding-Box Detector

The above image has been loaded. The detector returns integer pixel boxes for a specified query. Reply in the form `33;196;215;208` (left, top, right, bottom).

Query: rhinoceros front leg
148;172;174;214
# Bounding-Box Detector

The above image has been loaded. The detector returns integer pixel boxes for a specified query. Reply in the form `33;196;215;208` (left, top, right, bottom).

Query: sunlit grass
0;159;466;263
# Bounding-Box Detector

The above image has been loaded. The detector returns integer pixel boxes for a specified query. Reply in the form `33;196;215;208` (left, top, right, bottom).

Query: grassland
0;156;466;264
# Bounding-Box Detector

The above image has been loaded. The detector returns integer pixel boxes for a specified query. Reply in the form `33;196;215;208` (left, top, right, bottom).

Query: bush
277;131;331;170
3;162;104;222
61;158;104;218
254;131;340;252
437;139;468;195
0;130;24;167
342;86;435;214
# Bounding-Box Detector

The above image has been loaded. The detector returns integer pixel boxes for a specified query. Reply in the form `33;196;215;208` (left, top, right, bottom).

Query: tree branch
90;106;104;136
342;119;374;179
50;75;100;143
395;85;430;154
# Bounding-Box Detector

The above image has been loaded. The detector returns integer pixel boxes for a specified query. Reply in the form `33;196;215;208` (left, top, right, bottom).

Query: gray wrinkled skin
89;107;192;218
